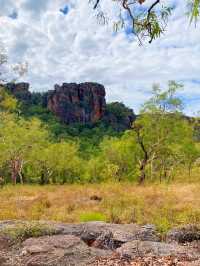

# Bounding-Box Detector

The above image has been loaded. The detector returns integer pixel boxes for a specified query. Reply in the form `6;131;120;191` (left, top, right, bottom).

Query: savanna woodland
0;81;200;186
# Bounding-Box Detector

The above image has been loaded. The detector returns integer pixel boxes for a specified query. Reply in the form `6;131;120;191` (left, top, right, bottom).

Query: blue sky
0;0;199;115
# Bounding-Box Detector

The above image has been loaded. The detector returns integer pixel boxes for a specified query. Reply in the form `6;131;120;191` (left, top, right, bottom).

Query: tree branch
147;0;160;43
147;0;160;21
94;0;100;9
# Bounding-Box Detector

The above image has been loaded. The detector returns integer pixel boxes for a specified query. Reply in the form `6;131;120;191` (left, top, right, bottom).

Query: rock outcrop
21;235;111;266
0;221;200;266
47;82;106;124
3;82;136;128
166;224;200;243
5;82;31;102
116;240;199;259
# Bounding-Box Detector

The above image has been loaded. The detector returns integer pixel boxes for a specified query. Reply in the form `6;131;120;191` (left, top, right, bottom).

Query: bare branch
94;0;100;9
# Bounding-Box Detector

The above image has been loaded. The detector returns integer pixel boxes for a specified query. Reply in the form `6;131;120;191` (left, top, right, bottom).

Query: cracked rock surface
0;221;199;266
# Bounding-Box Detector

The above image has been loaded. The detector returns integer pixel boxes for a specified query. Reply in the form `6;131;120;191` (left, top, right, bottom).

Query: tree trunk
188;162;192;178
133;125;149;184
18;171;23;184
11;160;17;185
139;158;148;184
10;158;23;185
40;165;50;185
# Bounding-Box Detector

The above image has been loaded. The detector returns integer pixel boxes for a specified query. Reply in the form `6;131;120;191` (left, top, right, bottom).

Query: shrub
0;222;56;242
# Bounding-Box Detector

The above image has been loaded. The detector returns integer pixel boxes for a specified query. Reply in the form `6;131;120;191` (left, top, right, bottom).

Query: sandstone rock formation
0;221;200;266
47;82;106;124
3;82;135;128
21;235;111;266
116;240;199;259
166;224;200;243
5;82;31;102
50;221;160;248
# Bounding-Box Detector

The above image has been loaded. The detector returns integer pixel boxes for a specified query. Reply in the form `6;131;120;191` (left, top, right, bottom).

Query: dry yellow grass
0;182;200;233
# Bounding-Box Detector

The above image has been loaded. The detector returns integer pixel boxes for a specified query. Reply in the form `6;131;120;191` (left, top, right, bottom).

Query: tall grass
0;182;200;234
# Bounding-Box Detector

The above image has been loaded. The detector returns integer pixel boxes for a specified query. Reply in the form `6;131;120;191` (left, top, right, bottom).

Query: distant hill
4;82;136;132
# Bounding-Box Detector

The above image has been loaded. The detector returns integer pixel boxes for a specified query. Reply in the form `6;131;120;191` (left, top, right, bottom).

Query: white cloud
0;0;199;115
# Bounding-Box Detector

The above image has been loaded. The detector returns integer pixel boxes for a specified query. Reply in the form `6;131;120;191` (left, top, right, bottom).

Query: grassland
0;181;200;234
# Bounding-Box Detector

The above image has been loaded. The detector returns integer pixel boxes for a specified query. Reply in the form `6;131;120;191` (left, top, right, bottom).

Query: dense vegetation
0;81;200;185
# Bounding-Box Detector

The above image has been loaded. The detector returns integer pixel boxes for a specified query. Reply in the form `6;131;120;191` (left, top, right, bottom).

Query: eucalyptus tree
0;113;49;184
91;0;200;44
132;81;196;183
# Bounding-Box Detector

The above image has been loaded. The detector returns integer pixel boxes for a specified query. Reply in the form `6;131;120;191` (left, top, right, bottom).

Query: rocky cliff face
47;82;106;124
5;82;31;102
3;82;135;129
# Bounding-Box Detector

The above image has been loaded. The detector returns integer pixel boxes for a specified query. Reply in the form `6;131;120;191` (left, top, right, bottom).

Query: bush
0;222;56;242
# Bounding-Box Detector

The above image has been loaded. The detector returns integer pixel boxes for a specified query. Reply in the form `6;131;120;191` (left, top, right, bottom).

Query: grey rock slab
0;221;160;243
51;221;160;244
116;240;200;260
166;224;200;243
20;234;112;266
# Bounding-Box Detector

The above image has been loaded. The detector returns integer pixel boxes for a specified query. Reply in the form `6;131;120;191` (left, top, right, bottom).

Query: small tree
44;142;82;184
99;134;138;181
30;141;83;184
0;113;49;184
132;81;196;183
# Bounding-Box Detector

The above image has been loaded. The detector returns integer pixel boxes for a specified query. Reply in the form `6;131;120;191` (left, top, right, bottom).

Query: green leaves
92;0;199;43
142;81;183;114
0;87;18;112
189;0;200;24
132;81;197;183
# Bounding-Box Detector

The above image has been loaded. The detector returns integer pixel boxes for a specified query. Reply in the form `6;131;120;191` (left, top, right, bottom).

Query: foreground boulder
20;235;111;266
116;240;199;260
50;221;160;248
0;221;200;265
166;224;200;243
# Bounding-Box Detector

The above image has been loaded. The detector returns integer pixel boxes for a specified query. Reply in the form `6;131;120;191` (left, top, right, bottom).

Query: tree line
0;81;199;185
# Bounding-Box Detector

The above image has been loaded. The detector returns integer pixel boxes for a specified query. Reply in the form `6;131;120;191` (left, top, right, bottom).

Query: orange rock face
47;82;106;124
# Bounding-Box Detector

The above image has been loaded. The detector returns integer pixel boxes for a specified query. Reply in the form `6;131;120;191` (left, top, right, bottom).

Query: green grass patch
79;212;107;222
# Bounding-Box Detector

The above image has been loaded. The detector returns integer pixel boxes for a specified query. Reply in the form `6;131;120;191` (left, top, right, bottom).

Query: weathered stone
0;221;160;247
21;234;111;266
47;82;106;124
166;225;200;243
0;220;17;229
0;235;12;250
0;252;10;266
0;221;200;265
92;231;121;250
50;221;160;247
116;240;200;260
